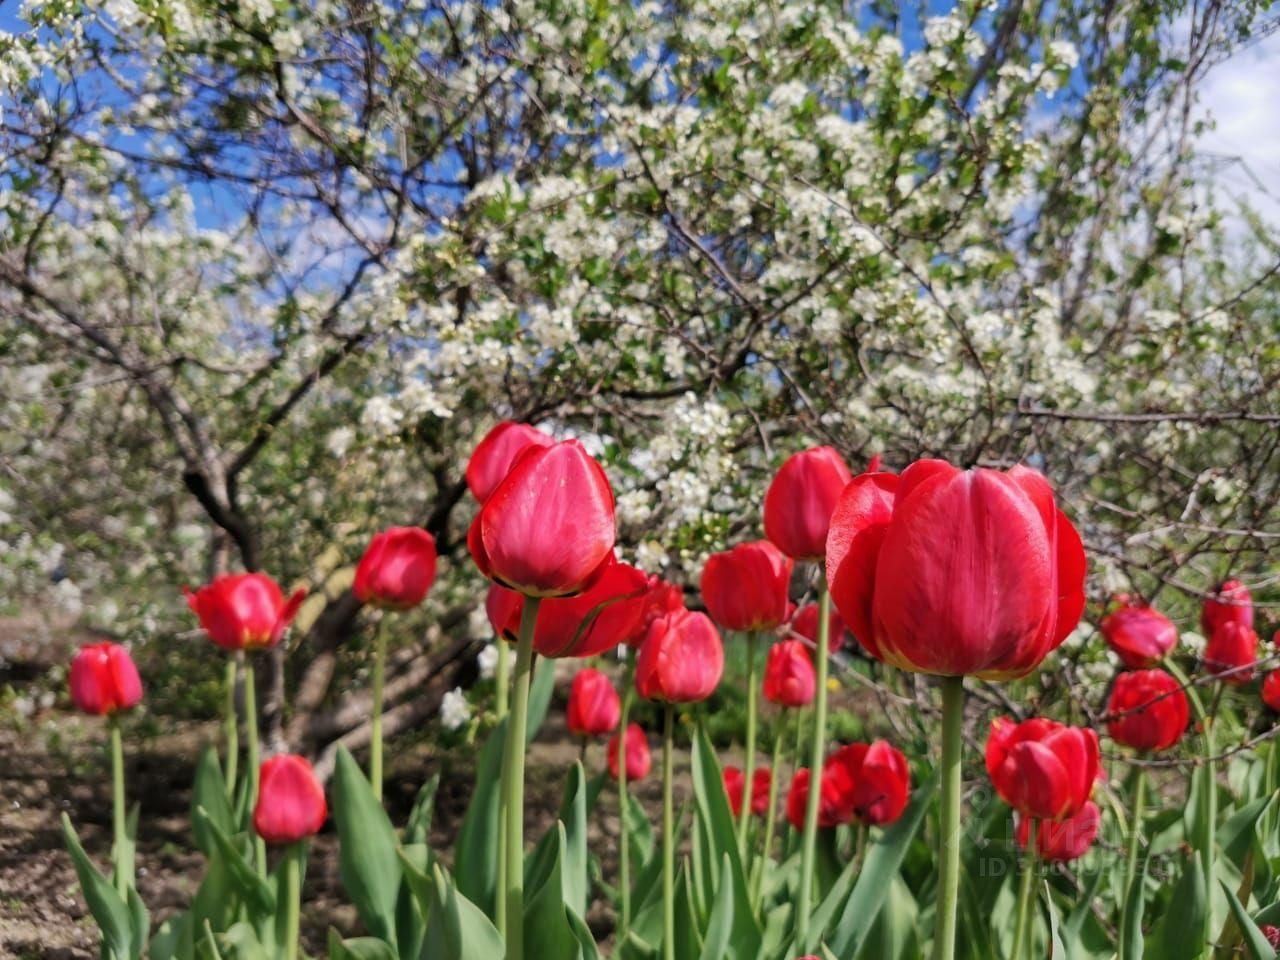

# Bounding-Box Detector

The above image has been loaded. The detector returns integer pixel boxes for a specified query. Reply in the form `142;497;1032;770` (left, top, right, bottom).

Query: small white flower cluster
439;687;472;731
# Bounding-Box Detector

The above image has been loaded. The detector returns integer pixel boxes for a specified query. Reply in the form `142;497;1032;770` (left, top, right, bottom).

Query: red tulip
1205;621;1258;684
986;717;1100;820
827;740;911;826
69;643;143;716
253;754;327;845
785;765;850;829
1100;598;1178;668
724;765;771;818
700;541;794;632
788;602;851;653
1263;671;1280;712
185;573;307;651
763;447;853;561
466;420;554;503
566;668;621;737
827;460;1086;680
469;440;616;598
608;723;652;781
1105;669;1189;753
762;640;816;708
635;609;724;703
488;560;652;657
1262;925;1280;950
1201;578;1253;637
353;526;438;610
485;583;523;641
636;576;684;640
1017;801;1101;862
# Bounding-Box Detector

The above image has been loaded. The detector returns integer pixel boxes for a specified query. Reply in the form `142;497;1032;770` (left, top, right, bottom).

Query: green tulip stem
932;675;965;960
662;702;676;960
1165;659;1214;919
496;635;512;721
751;709;789;909
223;656;239;800
370;614;390;802
281;842;303;960
108;715;129;898
795;576;832;952
243;656;266;877
1011;820;1038;960
1119;769;1146;960
499;596;541;960
495;631;512;941
618;649;636;941
737;630;760;857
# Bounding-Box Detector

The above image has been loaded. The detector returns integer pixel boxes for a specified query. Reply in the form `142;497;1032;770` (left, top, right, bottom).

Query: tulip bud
827;460;1086;680
788;602;850;653
184;573;306;651
1200;578;1253;637
253;754;327;845
69;643;143;716
827;740;911;826
700;541;793;632
1106;669;1189;753
635;609;724;703
566;668;621;737
985;717;1100;820
1016;801;1101;862
762;640;816;708
608;723;652;782
763;447;853;561
1100;598;1178;668
724;765;771;818
1263;671;1280;712
1205;620;1258;684
353;527;438;610
470;440;616;598
466;420;554;503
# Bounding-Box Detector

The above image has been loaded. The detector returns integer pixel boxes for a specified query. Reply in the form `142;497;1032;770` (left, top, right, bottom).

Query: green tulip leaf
698;854;735;960
326;929;398;960
1145;854;1206;960
1221;880;1278;960
403;772;441;846
194;806;275;917
193;745;235;857
60;813;135;960
421;863;507;960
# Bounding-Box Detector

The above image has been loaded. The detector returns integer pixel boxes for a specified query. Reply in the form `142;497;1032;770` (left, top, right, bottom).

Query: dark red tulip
700;541;793;632
1017;801;1100;862
1263;671;1280;712
827;460;1086;680
1205;621;1259;684
353;526;438;610
1262;925;1280;950
566;668;621;737
785;766;850;829
788;602;851;653
827;740;911;826
763;447;853;561
185;573;306;651
466;420;554;503
724;765;771;818
470;440;616;598
488;560;651;657
635;609;724;703
986;717;1100;820
253;754;327;845
608;723;651;782
1100;598;1178;668
762;640;816;708
1106;669;1189;753
1201;578;1253;637
69;643;143;716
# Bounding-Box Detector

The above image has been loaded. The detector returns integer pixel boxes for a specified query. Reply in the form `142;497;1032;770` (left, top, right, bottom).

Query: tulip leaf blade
1221;880;1278;960
194;805;276;917
698;853;735;960
326;930;398;960
1145;854;1207;960
1121;851;1148;960
419;863;506;960
455;716;508;918
192;744;234;858
523;823;581;960
60;813;135;960
403;772;441;846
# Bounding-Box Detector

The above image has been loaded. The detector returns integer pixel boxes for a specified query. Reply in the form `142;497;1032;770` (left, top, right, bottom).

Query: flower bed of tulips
59;424;1280;960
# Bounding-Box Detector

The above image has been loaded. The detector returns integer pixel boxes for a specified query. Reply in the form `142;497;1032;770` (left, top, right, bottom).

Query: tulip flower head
1205;620;1259;685
785;765;851;830
253;754;327;845
636;609;725;703
353;526;438;610
1100;597;1178;668
763;446;853;561
724;765;771;818
469;439;616;598
1106;669;1189;753
762;640;817;708
69;643;143;716
1262;925;1280;950
700;540;793;632
1263;671;1280;712
789;602;851;653
1200;578;1253;637
566;667;621;737
986;717;1100;820
608;723;652;782
637;576;685;639
826;740;911;827
1017;801;1101;862
185;573;306;651
465;420;554;503
827;460;1086;680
